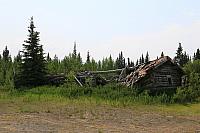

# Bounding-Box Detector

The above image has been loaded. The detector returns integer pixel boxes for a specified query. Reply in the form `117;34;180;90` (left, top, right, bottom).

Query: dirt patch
0;105;200;133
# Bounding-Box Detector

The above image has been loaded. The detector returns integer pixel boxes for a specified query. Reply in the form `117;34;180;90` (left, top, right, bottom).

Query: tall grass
0;84;175;106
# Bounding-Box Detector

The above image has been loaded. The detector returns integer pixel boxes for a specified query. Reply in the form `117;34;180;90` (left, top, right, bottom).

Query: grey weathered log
90;67;135;74
74;75;83;87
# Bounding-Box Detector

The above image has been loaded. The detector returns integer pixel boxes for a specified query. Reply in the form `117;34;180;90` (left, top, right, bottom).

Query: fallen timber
46;74;67;86
45;66;137;86
90;67;135;74
75;66;136;86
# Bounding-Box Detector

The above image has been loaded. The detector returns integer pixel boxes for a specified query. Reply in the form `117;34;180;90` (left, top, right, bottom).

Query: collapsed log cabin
123;56;185;91
75;67;136;86
76;71;107;86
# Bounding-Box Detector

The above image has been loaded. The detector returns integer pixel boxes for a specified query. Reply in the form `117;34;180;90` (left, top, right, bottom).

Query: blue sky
0;0;200;61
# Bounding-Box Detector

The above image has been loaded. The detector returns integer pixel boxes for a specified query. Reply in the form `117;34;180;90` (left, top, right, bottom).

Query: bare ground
0;105;200;133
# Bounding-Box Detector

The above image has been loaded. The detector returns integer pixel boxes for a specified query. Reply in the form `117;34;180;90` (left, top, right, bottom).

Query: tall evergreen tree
145;52;149;63
46;52;51;62
77;52;82;64
194;48;200;60
72;41;77;58
141;54;144;64
196;49;200;59
115;51;125;69
139;57;142;65
174;43;184;66
2;46;11;84
127;57;131;66
161;52;164;57
136;59;139;66
182;51;189;65
52;54;60;74
15;17;47;88
130;61;135;67
86;51;90;63
3;46;10;62
108;55;114;70
97;60;102;70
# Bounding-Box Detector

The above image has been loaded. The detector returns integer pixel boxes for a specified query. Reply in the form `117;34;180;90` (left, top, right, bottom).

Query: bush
173;60;200;103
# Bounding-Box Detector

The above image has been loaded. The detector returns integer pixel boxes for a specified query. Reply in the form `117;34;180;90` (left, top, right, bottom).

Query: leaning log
74;75;83;87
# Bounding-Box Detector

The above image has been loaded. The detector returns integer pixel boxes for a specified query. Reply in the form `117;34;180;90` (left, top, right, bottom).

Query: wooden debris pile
74;67;136;87
75;71;107;86
46;74;67;86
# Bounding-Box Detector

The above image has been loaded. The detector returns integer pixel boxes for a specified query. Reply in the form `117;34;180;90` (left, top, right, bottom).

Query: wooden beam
74;76;83;87
90;67;135;74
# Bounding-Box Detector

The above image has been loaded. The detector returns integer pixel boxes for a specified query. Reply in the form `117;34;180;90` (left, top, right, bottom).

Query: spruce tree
145;52;149;63
139;57;142;65
115;51;125;69
77;52;82;64
182;51;189;65
47;52;51;62
108;55;114;70
127;58;130;66
136;59;139;66
2;46;10;84
174;43;184;66
3;46;10;62
72;41;77;58
15;17;47;88
141;54;144;64
97;60;102;70
194;48;200;60
161;52;164;57
86;51;90;63
130;61;135;67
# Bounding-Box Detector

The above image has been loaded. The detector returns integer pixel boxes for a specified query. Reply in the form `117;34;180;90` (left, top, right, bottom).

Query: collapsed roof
124;56;184;87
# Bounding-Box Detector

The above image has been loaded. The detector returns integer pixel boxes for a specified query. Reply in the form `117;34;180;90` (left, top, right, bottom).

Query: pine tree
3;46;10;62
115;51;125;69
77;52;82;64
182;51;189;65
136;59;139;66
127;58;130;66
145;52;149;63
15;17;47;88
161;52;164;57
72;41;77;58
194;53;196;60
141;54;144;64
47;52;51;62
97;60;102;70
174;43;184;66
52;54;59;74
108;55;114;70
130;61;135;67
194;48;200;60
86;51;90;63
2;46;11;84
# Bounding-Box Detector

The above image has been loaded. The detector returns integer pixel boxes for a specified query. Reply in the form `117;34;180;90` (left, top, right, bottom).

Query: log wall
139;61;183;89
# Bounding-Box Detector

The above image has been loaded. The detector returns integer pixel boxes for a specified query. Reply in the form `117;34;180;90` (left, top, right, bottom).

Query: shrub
174;67;200;103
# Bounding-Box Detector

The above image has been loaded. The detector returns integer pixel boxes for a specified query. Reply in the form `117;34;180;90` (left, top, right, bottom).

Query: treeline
0;17;200;90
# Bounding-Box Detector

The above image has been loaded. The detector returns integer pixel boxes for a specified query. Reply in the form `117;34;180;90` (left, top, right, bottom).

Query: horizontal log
90;67;135;74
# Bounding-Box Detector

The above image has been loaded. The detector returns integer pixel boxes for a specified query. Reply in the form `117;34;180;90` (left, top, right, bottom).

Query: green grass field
0;84;200;116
